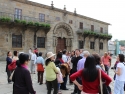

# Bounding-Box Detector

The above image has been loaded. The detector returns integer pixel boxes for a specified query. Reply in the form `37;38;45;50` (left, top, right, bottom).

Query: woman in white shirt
114;54;125;94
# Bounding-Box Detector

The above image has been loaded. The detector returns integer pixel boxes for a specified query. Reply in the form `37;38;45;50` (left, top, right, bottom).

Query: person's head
62;49;67;54
104;52;108;57
118;54;124;62
57;52;62;59
67;51;71;56
16;53;30;67
7;51;12;57
92;53;101;65
45;52;55;66
83;55;98;82
83;51;90;57
71;50;75;56
13;51;18;56
75;49;80;56
39;52;42;56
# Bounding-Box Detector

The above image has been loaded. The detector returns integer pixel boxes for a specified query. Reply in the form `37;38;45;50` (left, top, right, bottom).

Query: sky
30;0;125;41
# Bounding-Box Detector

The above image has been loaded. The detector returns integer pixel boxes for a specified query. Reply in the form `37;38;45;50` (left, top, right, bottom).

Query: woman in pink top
101;52;111;75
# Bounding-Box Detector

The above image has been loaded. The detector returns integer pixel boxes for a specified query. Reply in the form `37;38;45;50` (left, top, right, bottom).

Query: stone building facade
0;0;111;60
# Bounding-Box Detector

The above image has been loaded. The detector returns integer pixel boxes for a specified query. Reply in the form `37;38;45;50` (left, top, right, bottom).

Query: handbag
8;60;16;71
99;70;111;94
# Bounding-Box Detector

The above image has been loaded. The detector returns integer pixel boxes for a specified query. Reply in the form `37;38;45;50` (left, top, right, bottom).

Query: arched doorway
53;22;73;53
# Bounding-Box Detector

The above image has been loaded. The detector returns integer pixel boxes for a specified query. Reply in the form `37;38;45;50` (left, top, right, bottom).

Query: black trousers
37;71;44;84
46;79;58;94
74;78;82;94
104;65;109;75
6;69;12;83
60;74;68;89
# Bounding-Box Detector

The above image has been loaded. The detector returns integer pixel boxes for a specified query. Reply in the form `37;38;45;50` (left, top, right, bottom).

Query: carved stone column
53;36;58;47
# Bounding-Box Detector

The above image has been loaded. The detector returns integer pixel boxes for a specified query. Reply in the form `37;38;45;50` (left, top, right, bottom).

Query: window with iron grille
15;8;22;20
37;37;45;48
12;35;22;48
79;22;83;29
90;42;95;49
91;25;94;31
79;41;84;49
99;42;103;49
39;13;45;22
100;27;103;33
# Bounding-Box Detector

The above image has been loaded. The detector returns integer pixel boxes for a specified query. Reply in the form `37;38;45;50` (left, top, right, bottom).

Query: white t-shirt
116;62;125;81
62;54;68;63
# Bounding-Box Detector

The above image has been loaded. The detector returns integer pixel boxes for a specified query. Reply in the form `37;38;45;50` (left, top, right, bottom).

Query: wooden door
56;37;66;53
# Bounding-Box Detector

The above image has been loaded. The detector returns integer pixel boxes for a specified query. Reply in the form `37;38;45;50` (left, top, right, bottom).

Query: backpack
8;60;16;71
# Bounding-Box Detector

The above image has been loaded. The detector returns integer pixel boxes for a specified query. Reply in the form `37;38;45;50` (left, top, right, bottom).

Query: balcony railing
0;12;51;24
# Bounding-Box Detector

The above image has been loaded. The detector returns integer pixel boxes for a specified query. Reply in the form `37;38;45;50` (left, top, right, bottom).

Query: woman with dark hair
114;54;125;94
12;51;18;61
70;55;112;94
55;52;64;67
45;52;59;94
92;53;105;71
36;52;44;85
6;51;12;84
12;53;36;94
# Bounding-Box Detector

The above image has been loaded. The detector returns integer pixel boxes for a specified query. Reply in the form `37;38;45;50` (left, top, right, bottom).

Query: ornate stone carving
66;38;72;47
53;22;73;36
53;37;57;47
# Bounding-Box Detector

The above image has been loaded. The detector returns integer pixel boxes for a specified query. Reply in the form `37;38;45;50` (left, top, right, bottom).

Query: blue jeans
58;83;60;90
114;80;125;94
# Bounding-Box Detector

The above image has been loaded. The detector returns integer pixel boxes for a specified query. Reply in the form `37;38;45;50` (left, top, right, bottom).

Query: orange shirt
101;56;111;66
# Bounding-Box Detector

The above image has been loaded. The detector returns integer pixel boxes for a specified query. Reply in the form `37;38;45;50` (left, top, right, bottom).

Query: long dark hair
45;58;51;66
83;55;98;82
7;51;10;56
16;53;29;67
92;54;101;65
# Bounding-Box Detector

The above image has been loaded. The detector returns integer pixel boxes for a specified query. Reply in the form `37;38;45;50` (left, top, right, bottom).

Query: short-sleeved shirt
62;54;68;63
116;62;125;81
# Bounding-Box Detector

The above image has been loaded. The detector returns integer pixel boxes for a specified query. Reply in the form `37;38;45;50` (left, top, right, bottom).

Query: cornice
12;0;110;25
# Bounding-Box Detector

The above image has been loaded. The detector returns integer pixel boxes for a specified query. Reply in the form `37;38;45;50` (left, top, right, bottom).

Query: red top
101;56;111;66
70;70;112;93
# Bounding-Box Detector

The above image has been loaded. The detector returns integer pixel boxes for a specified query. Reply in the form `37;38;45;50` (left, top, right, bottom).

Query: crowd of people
5;48;125;94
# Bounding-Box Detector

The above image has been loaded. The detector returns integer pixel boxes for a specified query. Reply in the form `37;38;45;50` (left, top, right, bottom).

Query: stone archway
53;22;73;53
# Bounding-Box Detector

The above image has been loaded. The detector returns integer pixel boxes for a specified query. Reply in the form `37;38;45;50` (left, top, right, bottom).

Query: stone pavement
0;57;116;94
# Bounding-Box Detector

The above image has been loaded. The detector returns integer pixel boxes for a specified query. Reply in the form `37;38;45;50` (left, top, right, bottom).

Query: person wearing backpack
114;54;125;94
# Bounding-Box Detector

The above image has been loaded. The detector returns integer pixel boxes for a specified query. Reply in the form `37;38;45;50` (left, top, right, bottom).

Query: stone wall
0;0;110;60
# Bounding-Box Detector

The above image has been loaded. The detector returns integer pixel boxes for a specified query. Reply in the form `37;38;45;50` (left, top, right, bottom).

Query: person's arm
29;50;32;55
41;57;44;65
70;70;82;81
52;62;59;73
24;70;36;94
101;70;112;86
77;61;80;71
72;80;83;91
7;57;12;64
34;54;37;64
114;63;122;76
